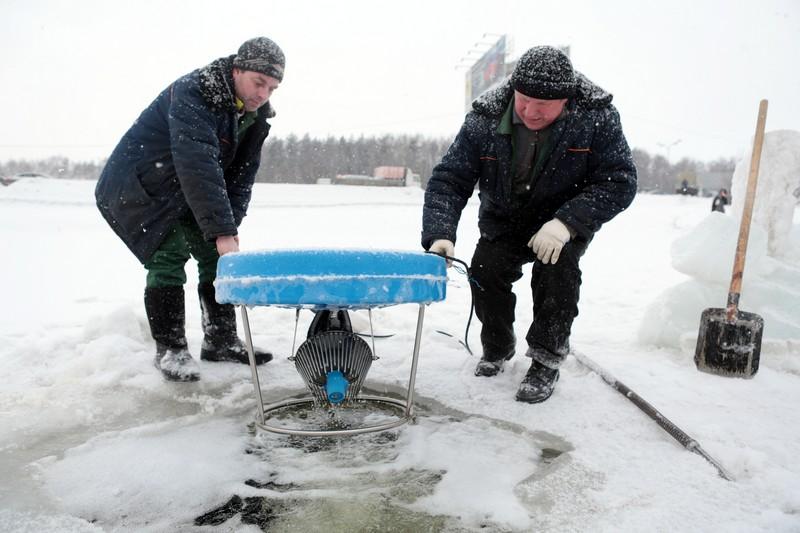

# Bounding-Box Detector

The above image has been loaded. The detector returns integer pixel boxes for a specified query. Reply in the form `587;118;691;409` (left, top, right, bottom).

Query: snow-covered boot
198;282;273;365
157;348;201;382
474;350;514;377
515;360;559;403
144;286;200;382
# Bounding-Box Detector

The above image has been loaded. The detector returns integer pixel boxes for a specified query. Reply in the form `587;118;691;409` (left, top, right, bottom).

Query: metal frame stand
240;304;427;437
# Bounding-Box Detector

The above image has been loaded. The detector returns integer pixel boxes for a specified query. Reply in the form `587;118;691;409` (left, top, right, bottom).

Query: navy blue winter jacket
95;55;273;263
422;75;637;249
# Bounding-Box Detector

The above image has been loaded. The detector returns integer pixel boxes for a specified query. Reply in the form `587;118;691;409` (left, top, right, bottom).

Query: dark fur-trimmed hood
198;55;276;118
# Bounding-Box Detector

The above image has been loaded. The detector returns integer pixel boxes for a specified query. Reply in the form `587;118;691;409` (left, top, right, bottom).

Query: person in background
95;37;284;381
422;46;637;403
711;188;730;213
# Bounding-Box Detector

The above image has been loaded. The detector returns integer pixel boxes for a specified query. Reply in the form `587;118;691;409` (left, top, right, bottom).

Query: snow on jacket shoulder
95;55;273;263
421;73;637;249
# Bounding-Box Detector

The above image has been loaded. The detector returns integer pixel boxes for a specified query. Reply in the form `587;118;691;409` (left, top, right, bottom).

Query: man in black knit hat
96;37;284;382
422;46;637;403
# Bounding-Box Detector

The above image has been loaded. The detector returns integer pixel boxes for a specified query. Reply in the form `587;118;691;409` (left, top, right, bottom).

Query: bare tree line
632;148;736;194
1;135;736;192
257;134;451;185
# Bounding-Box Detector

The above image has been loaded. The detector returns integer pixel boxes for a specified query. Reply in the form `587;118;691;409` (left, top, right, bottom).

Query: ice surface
1;179;799;531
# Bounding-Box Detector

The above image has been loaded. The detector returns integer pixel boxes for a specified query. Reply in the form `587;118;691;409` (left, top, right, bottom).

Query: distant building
1;172;51;186
332;174;382;186
332;167;420;188
373;166;420;187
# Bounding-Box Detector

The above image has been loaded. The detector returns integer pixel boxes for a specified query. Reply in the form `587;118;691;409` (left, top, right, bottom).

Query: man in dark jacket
96;37;284;382
422;46;637;403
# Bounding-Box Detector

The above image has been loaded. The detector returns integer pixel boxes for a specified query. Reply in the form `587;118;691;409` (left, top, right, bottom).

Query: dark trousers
470;235;589;368
143;215;220;288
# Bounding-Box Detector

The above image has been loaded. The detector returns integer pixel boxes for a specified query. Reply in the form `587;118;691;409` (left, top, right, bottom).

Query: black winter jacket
422;75;637;249
95;55;273;263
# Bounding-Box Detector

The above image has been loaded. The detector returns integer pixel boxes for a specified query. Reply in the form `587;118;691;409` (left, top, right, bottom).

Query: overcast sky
1;0;798;164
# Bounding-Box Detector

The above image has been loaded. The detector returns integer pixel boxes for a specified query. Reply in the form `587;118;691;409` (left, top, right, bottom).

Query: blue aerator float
214;249;447;436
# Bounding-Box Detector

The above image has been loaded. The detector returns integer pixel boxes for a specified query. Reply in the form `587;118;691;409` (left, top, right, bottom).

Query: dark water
193;390;573;532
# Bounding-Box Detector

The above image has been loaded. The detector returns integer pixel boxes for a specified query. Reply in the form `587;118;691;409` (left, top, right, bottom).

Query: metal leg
289;308;300;361
240;306;265;425
368;308;377;359
249;303;429;436
404;304;425;418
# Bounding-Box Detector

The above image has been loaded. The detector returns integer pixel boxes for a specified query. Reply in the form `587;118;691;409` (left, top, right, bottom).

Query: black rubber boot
515;360;560;403
144;286;200;382
198;282;273;365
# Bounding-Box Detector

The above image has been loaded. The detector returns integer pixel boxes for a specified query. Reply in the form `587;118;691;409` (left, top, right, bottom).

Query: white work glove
528;219;572;265
428;239;455;267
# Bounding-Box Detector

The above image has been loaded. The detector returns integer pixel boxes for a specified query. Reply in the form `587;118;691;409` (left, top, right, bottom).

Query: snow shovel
694;99;768;378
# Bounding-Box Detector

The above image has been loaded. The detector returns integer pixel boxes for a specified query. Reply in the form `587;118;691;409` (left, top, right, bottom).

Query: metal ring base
255;394;413;437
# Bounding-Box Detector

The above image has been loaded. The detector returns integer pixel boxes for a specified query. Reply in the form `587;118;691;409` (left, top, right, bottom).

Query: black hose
425;251;481;355
572;350;734;481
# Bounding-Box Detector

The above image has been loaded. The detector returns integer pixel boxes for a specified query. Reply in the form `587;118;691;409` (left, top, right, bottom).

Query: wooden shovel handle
726;99;768;320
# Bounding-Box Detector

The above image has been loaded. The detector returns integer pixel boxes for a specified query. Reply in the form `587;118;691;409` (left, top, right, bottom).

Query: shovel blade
694;308;763;378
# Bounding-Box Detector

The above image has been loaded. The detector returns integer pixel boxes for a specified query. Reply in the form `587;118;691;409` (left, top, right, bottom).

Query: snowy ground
1;178;799;532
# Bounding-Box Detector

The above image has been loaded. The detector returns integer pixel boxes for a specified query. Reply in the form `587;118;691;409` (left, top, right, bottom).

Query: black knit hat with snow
512;46;576;100
233;37;285;81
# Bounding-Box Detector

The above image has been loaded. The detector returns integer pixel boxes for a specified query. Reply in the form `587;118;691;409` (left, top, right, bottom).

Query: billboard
465;35;507;109
463;40;572;111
